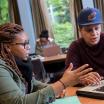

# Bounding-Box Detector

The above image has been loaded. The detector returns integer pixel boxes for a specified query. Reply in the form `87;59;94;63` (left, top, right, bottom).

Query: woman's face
9;32;30;60
40;37;49;46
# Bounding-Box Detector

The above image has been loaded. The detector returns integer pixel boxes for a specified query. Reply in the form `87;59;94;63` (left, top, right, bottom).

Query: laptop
42;45;62;57
76;80;104;99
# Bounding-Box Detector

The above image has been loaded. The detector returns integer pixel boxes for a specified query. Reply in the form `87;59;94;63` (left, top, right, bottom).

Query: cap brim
79;22;104;26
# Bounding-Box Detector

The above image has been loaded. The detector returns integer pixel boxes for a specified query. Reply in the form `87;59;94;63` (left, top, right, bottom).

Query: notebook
42;45;61;57
76;80;104;99
50;96;81;104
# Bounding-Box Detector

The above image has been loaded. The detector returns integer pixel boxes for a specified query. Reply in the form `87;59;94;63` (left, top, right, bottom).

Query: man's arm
65;41;81;69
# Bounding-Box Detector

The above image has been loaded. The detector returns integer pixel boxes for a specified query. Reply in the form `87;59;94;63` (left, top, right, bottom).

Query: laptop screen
42;45;62;57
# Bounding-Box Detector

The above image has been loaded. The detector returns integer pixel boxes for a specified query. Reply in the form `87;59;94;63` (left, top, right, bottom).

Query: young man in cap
65;7;104;85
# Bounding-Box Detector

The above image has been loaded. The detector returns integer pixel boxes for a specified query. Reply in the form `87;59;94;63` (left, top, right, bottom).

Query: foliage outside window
0;0;10;25
46;0;74;48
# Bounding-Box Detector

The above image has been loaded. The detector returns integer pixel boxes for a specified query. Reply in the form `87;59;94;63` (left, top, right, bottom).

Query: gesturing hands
60;63;93;87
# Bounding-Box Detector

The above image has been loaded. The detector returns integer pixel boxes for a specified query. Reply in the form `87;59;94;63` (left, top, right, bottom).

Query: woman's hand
51;63;93;96
56;90;66;98
60;63;93;87
79;72;102;85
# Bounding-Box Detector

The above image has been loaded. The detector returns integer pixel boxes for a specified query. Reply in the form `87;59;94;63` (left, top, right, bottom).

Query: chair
31;58;49;83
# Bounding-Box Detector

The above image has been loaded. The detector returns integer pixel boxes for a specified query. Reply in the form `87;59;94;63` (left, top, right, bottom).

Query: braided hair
0;23;24;77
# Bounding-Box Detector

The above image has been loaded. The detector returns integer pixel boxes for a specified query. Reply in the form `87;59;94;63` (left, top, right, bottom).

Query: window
17;0;36;54
45;0;74;48
0;0;36;54
0;0;10;25
82;0;94;8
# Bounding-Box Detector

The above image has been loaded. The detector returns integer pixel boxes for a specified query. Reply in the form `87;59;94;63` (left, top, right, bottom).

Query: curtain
30;0;54;38
69;0;82;38
8;0;21;24
93;0;104;31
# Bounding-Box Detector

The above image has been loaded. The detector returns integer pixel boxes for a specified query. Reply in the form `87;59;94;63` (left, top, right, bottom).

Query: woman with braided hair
0;23;92;104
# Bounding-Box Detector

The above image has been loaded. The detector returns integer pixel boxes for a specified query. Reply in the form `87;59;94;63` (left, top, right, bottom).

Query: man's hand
79;72;102;85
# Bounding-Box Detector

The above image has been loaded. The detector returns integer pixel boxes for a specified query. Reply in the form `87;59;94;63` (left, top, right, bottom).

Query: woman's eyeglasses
11;40;29;49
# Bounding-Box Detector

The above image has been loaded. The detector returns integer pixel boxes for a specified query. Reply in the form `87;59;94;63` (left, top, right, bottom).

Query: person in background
35;30;54;56
65;7;104;85
0;23;92;104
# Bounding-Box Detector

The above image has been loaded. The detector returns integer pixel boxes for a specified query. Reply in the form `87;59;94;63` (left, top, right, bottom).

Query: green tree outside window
0;0;10;25
46;0;74;48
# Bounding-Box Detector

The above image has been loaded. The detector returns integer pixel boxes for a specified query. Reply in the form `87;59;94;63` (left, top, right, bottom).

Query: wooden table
43;54;66;63
42;54;66;73
65;87;104;104
31;54;66;63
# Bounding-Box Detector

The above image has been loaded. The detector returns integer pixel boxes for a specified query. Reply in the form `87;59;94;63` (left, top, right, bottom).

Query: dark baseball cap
77;8;103;26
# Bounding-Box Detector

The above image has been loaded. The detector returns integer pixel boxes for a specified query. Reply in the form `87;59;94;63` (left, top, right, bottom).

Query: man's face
40;37;49;46
80;24;101;46
9;32;30;60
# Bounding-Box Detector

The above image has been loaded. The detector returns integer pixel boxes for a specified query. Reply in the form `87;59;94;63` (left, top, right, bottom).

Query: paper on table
50;96;81;104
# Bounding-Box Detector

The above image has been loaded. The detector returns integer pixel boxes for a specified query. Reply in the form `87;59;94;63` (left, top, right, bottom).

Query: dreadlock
0;23;24;77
